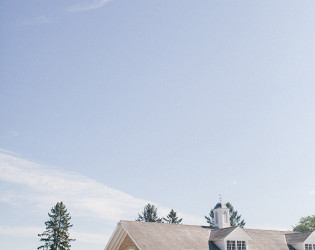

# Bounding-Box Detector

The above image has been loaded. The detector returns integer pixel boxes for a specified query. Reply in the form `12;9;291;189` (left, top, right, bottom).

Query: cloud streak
0;150;145;221
16;15;55;26
0;225;42;239
0;149;203;248
0;225;106;244
0;149;202;224
68;0;111;12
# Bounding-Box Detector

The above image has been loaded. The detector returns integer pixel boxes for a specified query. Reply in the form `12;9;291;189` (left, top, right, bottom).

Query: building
105;202;315;250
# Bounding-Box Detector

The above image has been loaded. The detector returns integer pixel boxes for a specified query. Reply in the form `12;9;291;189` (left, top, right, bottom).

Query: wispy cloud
72;231;108;244
68;0;111;12
0;149;20;156
16;15;55;26
0;152;144;221
310;191;315;195
0;225;106;244
0;150;202;224
0;130;19;139
0;150;204;248
0;225;42;239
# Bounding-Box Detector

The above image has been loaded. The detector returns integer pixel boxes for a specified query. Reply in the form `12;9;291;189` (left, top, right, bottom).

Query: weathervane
219;194;222;202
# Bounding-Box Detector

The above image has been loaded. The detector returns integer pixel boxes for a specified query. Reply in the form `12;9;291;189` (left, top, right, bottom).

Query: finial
219;194;222;202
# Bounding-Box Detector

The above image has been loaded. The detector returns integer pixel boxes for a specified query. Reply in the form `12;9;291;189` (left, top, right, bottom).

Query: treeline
136;203;183;224
135;202;246;228
37;201;315;249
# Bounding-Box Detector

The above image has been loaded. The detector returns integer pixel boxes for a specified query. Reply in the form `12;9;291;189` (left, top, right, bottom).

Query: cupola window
224;211;228;223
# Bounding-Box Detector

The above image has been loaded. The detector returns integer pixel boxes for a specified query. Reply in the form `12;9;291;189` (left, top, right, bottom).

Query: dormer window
305;244;315;250
227;240;246;250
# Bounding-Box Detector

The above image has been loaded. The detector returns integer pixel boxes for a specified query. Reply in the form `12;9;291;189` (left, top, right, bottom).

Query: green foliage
293;215;315;232
205;209;215;228
163;209;183;224
227;203;246;227
205;202;246;228
136;203;162;222
38;201;75;250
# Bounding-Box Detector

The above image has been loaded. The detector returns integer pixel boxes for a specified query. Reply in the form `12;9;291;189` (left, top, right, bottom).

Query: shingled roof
209;226;237;240
105;221;313;250
244;228;296;250
121;220;211;250
285;231;313;244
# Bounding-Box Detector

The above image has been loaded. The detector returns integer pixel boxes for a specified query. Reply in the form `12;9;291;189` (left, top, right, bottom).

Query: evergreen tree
163;209;183;224
136;203;162;222
205;202;246;228
205;209;215;228
293;215;315;232
38;201;75;250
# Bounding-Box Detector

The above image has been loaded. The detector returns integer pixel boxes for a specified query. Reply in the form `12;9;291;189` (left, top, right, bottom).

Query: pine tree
163;209;183;224
205;202;245;228
136;203;162;222
38;201;75;250
205;209;215;228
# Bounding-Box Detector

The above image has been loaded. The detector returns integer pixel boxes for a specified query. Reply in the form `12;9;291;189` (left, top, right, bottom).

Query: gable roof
120;220;210;250
243;228;296;250
106;221;314;250
285;231;313;244
209;226;238;240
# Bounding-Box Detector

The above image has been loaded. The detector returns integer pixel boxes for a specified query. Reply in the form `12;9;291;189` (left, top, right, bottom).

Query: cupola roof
214;202;227;209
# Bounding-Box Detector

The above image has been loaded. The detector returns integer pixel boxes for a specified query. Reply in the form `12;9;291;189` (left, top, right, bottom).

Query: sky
0;0;315;249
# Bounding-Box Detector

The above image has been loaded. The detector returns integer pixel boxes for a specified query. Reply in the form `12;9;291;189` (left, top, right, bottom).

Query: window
227;240;246;250
305;244;313;250
224;211;228;223
227;240;235;250
237;241;246;250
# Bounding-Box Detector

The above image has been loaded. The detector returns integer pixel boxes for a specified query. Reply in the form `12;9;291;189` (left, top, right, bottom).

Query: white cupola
213;202;230;229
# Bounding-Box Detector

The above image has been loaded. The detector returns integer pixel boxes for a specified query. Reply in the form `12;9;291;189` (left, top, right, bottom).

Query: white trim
104;223;120;250
105;221;143;250
121;222;142;250
105;222;127;250
113;226;127;249
305;232;315;243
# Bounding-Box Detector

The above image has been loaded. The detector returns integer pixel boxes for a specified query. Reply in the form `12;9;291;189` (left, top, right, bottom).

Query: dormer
286;231;315;250
213;202;230;229
209;226;251;250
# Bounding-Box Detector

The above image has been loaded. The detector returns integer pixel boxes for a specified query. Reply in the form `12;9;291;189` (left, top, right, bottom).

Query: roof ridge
120;220;210;227
211;226;238;230
244;228;293;232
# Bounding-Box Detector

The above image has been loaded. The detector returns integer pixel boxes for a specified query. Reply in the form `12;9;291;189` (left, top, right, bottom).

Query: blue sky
1;0;315;249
